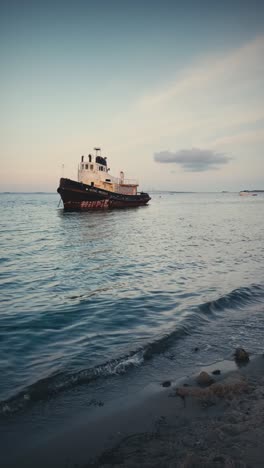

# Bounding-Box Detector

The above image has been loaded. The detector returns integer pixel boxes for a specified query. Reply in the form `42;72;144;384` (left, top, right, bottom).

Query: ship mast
94;147;101;157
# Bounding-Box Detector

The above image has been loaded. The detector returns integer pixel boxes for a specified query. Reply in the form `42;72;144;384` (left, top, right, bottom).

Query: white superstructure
78;148;138;195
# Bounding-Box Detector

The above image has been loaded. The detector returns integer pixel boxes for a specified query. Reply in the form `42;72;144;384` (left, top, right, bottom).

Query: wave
198;284;264;315
0;350;146;415
1;283;263;416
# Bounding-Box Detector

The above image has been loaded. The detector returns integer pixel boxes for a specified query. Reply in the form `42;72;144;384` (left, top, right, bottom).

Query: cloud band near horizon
154;148;232;172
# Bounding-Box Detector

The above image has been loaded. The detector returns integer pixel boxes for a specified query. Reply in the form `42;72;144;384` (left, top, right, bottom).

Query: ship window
90;164;93;170
85;164;88;169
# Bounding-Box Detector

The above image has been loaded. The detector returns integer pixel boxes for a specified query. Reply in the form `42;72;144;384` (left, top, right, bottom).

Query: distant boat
57;148;151;210
239;191;258;196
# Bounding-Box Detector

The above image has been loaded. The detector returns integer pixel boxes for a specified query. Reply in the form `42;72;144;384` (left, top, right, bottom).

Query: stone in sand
234;347;249;363
162;380;171;388
196;371;215;387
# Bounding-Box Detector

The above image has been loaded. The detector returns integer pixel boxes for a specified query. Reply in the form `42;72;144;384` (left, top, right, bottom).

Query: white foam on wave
112;351;145;374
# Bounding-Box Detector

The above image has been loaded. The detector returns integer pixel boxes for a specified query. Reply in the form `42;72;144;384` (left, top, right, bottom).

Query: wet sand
6;354;264;468
85;355;264;468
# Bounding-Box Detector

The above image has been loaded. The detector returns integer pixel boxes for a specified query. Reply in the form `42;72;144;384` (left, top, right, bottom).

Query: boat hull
57;178;151;210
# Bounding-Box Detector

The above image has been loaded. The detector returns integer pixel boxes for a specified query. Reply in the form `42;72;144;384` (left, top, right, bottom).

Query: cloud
139;35;264;110
210;128;264;147
107;35;264;162
154;148;232;172
93;34;263;187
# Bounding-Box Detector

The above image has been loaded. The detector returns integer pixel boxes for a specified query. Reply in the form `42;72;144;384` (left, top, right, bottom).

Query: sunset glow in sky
1;0;264;191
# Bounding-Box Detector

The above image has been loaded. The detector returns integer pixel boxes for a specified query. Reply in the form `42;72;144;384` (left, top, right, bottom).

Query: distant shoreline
239;190;264;193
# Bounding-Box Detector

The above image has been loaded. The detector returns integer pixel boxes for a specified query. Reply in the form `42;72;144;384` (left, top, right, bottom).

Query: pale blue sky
0;0;264;191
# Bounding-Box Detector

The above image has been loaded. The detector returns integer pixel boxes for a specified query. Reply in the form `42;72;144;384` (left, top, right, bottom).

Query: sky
0;0;264;192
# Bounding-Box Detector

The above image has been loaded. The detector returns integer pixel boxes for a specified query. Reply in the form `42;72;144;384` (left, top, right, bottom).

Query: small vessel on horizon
239;190;258;196
57;148;151;210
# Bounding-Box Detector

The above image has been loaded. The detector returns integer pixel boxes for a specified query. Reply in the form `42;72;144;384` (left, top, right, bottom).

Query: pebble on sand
196;371;215;387
162;381;171;388
234;347;250;363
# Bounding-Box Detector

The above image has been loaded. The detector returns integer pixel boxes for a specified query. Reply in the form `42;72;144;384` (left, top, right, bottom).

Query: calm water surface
0;192;264;420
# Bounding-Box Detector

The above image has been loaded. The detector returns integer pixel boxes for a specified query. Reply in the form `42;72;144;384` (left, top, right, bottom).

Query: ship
239;190;258;196
57;148;151;210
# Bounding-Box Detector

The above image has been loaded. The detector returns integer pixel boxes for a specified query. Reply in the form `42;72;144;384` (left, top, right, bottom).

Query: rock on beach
234;348;250;363
196;371;215;387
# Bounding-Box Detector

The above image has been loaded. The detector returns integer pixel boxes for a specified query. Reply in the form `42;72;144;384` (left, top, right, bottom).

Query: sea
0;191;264;463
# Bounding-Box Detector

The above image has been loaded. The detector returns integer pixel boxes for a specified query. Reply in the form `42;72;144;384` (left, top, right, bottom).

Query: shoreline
6;353;264;468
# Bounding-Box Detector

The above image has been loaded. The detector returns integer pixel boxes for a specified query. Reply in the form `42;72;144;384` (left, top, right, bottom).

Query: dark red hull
57;178;151;210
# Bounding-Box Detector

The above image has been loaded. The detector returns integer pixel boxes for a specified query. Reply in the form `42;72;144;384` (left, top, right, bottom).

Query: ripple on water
0;192;264;410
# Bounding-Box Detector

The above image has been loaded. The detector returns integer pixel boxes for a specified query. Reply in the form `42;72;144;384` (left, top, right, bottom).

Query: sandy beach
85;353;264;468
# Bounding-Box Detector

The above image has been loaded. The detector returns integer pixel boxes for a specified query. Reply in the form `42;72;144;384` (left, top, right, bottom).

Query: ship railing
119;178;138;185
109;176;138;185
